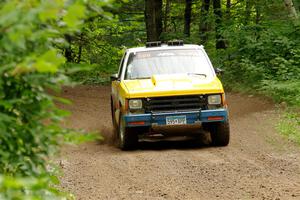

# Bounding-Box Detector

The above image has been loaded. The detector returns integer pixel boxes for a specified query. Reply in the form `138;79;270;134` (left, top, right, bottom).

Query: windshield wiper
187;73;207;77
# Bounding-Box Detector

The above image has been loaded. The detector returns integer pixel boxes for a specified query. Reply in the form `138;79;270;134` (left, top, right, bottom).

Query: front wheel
118;115;138;150
209;120;230;146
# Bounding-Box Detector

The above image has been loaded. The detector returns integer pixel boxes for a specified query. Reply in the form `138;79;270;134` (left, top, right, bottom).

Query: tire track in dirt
58;86;300;200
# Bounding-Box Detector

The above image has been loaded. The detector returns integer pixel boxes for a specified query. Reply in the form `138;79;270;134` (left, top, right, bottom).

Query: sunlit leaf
34;50;65;73
63;3;86;28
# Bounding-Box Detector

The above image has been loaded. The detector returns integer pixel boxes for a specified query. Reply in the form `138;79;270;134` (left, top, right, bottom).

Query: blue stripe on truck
124;109;228;127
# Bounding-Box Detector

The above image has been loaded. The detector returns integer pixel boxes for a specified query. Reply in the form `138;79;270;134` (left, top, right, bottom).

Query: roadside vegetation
0;0;299;199
0;0;104;198
277;110;300;145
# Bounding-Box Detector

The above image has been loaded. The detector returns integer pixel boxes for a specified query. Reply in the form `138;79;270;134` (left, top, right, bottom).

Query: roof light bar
146;41;162;48
167;40;184;46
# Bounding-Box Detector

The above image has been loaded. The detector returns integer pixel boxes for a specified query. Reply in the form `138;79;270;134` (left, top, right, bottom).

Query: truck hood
122;74;224;98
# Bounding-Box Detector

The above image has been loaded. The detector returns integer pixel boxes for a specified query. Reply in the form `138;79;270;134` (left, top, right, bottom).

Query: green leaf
34;50;65;73
63;3;86;28
38;4;60;22
0;113;15;123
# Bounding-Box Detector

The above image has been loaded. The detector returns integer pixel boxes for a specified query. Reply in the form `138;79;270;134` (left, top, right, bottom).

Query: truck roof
126;44;204;54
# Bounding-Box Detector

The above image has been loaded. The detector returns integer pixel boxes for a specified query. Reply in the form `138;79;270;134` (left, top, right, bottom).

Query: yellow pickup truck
111;41;230;150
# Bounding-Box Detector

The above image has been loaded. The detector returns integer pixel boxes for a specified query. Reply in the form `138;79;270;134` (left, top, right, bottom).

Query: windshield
125;49;214;80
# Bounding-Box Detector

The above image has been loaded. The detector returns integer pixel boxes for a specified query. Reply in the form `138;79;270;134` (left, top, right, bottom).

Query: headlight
129;99;143;109
208;95;221;105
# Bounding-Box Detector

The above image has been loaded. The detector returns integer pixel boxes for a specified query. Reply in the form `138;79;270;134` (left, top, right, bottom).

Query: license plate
166;115;187;125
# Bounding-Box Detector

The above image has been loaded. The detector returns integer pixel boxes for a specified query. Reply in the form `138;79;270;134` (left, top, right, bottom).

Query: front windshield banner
125;49;213;80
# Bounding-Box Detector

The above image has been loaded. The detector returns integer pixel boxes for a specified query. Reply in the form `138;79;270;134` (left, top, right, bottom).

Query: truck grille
144;95;207;113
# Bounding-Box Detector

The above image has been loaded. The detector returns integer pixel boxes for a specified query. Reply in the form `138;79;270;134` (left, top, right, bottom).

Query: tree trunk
76;45;82;63
245;0;252;25
255;3;261;25
200;0;210;44
225;0;231;47
283;0;298;19
254;1;261;40
64;34;73;62
75;33;84;63
213;0;226;49
226;0;231;19
145;0;163;41
163;0;171;32
184;0;192;37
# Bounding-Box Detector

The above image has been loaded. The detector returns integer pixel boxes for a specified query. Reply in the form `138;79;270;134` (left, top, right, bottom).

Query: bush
261;80;300;107
67;44;124;85
0;0;106;198
0;175;72;200
216;22;300;106
277;110;300;145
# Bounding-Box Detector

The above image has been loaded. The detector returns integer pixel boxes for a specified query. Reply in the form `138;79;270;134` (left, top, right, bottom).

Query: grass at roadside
222;78;300;146
276;110;300;145
222;78;300;107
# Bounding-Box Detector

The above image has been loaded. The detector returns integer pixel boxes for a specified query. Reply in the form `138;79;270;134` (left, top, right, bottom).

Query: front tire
209;120;230;146
118;115;138;150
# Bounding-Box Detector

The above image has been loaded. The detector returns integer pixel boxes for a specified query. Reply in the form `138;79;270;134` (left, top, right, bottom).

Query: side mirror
110;73;118;81
214;68;224;76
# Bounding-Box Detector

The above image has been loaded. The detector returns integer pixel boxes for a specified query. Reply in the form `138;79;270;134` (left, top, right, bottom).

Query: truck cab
111;41;230;150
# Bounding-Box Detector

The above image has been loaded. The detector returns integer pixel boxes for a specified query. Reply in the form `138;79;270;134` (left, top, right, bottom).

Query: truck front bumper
124;109;228;128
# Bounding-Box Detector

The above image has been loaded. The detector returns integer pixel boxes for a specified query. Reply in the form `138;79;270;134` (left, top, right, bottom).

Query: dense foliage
0;0;104;198
217;1;300;106
277;110;300;144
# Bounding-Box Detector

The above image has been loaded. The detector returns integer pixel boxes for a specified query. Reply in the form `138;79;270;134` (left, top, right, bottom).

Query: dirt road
59;86;300;200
